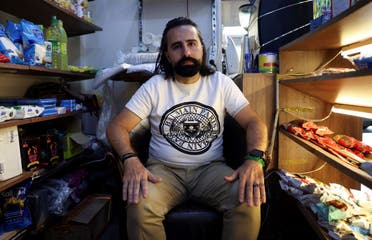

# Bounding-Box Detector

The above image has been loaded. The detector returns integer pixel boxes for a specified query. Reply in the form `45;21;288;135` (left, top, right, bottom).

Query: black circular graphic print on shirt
159;102;220;154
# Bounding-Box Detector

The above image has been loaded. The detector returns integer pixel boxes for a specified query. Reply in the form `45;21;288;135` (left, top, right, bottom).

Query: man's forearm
106;121;135;156
246;118;268;152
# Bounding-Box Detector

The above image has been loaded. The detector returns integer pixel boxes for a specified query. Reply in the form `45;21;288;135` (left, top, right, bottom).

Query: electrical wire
281;104;334;123
186;0;189;17
277;49;343;80
293;161;328;175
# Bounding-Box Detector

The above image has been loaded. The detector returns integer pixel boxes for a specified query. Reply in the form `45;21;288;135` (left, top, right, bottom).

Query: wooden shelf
110;70;154;83
31;152;86;187
0;111;82;129
0;228;28;240
280;127;372;189
278;1;371;238
0;63;95;80
280;0;372;50
0;171;33;192
0;0;102;37
279;69;372;109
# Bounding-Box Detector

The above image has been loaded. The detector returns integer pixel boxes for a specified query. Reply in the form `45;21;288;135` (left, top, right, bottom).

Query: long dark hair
154;17;215;80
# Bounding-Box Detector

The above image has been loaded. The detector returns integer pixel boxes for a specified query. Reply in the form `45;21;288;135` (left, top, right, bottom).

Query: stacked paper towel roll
142;32;162;53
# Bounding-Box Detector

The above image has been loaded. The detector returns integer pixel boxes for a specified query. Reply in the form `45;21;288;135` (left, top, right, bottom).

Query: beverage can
258;52;278;73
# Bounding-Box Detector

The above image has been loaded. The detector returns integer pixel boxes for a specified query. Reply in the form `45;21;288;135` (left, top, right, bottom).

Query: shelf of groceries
0;149;93;240
0;110;82;129
0;63;95;80
280;126;372;189
1;0;102;37
278;168;371;240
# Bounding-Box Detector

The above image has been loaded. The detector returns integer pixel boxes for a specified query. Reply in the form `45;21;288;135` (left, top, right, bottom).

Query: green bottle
57;20;68;71
45;16;61;69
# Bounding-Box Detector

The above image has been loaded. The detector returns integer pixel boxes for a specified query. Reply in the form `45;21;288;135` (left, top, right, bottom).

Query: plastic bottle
39;24;52;68
45;16;61;69
57;20;68;70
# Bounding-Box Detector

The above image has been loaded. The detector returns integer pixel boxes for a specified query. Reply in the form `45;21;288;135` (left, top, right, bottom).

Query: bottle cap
51;16;58;25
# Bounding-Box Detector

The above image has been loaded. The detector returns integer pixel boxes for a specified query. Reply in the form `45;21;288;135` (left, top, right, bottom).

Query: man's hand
122;157;162;204
224;160;266;206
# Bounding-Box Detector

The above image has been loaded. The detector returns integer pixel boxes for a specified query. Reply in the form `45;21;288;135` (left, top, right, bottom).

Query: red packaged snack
0;53;10;63
315;125;334;136
353;140;372;153
333;134;357;148
302;121;318;131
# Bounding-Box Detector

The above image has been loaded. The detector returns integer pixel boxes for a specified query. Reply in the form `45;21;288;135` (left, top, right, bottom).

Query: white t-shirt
125;71;249;166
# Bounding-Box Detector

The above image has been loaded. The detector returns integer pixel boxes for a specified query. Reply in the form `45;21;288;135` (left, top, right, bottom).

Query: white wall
72;0;213;69
68;0;215;135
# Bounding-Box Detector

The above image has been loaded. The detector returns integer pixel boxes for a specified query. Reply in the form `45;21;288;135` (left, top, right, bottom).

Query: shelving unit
0;63;95;81
1;0;102;37
280;127;372;188
0;111;82;129
278;0;372;238
279;69;372;109
0;2;101;238
0;172;33;193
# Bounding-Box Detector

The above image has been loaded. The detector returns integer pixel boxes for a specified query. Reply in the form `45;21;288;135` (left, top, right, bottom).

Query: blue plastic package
0;24;23;64
20;19;46;66
5;20;23;54
20;19;44;47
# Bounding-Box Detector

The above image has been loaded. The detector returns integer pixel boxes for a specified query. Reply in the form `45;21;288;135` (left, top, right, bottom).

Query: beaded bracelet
119;152;138;163
244;154;266;168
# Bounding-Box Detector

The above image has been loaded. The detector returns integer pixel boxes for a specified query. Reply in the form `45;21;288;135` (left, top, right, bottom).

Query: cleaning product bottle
45;16;61;69
57;19;68;71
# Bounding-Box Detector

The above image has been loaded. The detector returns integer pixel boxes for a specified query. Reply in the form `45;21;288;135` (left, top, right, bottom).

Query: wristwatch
247;149;265;159
244;149;268;169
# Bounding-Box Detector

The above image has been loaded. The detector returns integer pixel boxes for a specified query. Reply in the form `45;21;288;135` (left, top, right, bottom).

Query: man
106;17;268;240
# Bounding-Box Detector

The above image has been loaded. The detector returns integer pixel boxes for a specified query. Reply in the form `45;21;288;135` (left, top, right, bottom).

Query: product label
44;41;52;65
50;40;60;54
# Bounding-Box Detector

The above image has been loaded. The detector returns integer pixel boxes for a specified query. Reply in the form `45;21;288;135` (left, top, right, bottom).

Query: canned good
258;52;278;73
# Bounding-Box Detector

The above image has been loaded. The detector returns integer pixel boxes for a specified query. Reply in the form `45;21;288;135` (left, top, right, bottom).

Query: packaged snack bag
0;24;23;64
0;178;32;232
20;19;46;65
5;20;23;54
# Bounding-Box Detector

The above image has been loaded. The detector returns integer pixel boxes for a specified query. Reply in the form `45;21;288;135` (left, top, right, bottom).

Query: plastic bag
43;178;73;216
20;19;46;66
0;178;32;232
5;20;23;54
95;79;143;146
0;24;23;64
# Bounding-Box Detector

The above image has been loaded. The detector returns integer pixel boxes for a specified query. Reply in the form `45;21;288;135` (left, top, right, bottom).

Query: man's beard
174;57;201;77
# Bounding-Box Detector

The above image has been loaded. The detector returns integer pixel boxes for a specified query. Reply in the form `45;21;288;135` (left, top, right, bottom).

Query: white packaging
0;126;23;181
14;105;44;119
44;41;52;67
0;106;16;122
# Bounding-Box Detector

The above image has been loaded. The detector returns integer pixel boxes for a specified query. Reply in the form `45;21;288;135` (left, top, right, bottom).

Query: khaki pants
126;158;261;240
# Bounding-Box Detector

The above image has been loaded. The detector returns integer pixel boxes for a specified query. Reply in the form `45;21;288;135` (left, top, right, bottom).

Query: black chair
115;114;248;240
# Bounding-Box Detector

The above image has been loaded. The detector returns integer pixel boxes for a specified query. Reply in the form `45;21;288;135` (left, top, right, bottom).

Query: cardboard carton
45;194;112;240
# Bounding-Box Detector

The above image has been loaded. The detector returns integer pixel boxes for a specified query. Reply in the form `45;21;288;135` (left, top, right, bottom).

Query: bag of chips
0;178;32;232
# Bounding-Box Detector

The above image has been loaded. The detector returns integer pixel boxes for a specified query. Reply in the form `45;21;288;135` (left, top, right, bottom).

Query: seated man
106;16;268;240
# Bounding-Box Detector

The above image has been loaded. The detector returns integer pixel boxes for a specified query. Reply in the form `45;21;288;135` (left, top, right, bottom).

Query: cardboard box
62;119;90;160
63;132;90;159
0;126;23;181
45;194;112;240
